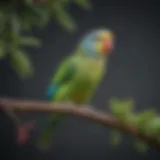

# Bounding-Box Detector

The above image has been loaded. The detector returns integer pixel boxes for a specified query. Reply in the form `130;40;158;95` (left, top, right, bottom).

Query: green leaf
20;7;43;27
145;117;160;136
29;6;51;27
54;2;76;31
134;139;149;152
9;49;33;78
74;0;92;10
110;130;122;146
24;0;34;5
109;98;134;123
0;40;6;58
60;0;72;4
20;16;34;31
40;12;51;27
0;12;6;34
18;36;41;47
134;109;157;132
11;14;21;34
109;98;134;112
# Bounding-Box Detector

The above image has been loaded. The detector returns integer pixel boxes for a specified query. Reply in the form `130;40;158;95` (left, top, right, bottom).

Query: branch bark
0;97;159;150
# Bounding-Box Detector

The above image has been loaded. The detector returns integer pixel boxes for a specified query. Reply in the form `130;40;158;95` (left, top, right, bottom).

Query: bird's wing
46;57;76;100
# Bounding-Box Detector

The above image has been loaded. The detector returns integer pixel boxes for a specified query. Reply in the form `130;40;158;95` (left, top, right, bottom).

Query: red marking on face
102;40;113;54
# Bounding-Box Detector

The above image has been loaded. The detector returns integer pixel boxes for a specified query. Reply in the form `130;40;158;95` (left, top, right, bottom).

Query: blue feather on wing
46;85;59;100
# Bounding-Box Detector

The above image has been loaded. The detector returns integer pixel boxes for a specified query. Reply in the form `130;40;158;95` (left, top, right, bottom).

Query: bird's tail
37;114;64;150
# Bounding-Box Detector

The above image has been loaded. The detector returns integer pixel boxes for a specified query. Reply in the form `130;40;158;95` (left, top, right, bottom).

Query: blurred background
0;0;160;160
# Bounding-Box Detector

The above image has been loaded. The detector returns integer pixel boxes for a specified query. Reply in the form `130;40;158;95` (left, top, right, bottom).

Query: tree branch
0;97;159;150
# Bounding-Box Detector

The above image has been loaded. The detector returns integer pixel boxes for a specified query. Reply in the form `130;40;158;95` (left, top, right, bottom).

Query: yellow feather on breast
71;91;89;104
69;57;106;104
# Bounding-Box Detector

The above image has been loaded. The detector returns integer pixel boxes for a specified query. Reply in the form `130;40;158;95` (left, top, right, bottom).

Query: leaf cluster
109;98;160;152
0;0;91;78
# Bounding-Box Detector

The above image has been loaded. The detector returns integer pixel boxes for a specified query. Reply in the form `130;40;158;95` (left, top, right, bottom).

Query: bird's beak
102;39;113;55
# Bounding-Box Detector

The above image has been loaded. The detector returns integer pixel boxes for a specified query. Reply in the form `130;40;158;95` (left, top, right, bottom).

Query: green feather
38;114;64;150
38;52;107;150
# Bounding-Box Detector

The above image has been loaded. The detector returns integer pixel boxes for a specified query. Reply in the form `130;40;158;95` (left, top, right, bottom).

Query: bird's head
79;29;114;58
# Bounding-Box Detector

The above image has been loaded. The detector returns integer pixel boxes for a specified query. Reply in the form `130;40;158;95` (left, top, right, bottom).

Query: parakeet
38;28;114;150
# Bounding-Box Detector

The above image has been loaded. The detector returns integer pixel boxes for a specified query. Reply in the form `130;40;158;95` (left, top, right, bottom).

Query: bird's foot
16;121;35;145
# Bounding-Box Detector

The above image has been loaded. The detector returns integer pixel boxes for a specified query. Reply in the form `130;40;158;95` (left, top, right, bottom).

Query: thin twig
0;97;159;150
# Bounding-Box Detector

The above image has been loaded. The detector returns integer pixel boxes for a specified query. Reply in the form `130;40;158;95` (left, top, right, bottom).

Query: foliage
1;0;159;152
0;0;92;78
109;98;160;152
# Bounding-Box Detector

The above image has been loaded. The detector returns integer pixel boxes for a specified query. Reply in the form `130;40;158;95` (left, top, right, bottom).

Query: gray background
0;1;160;160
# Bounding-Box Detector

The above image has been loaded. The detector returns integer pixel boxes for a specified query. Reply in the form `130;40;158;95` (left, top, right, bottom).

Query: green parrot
38;28;114;150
